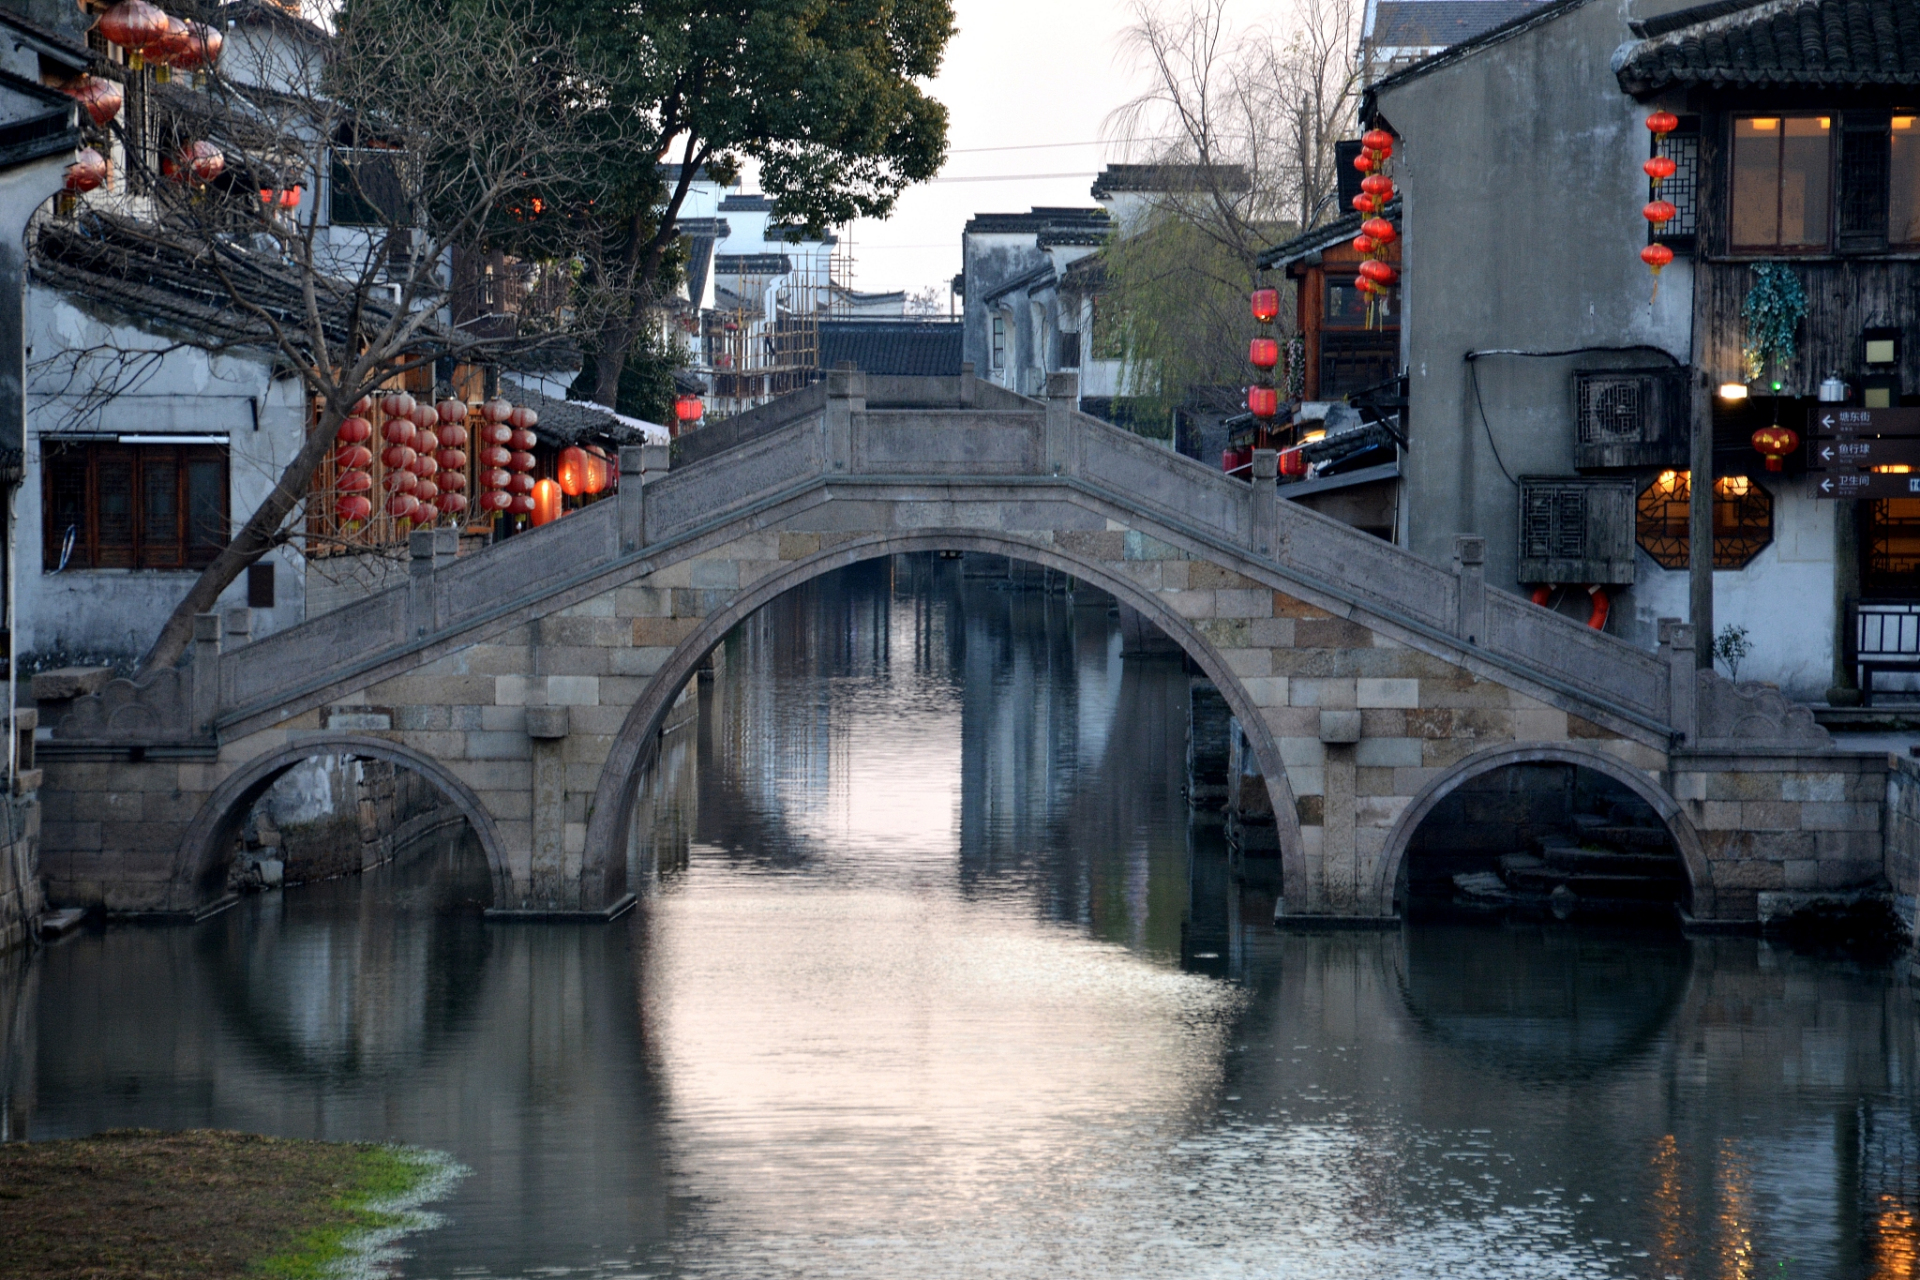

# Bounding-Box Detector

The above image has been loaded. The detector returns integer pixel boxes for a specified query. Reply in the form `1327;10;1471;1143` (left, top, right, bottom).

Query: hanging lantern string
1638;111;1680;305
1350;128;1398;330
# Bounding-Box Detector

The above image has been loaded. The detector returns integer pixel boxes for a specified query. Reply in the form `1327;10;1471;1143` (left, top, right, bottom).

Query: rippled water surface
7;555;1920;1278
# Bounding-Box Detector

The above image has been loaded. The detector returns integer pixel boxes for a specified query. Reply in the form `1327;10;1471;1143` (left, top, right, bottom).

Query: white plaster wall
21;286;308;658
1631;486;1835;700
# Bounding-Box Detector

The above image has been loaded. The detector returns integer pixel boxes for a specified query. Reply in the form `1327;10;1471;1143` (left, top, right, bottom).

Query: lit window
1732;114;1831;250
1636;470;1774;570
1894;116;1920;244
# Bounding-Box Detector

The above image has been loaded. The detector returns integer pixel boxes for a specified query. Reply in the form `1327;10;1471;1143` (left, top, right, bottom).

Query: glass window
1893;115;1920;244
1635;470;1773;569
1732;115;1832;250
1324;279;1396;329
990;314;1006;369
42;443;228;572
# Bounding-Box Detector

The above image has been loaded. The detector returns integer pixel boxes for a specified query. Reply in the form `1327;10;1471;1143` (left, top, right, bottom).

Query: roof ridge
1628;0;1779;39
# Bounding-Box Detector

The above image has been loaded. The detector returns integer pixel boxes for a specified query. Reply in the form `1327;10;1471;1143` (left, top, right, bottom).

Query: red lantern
1361;174;1393;198
1353;152;1373;173
482;468;512;490
530;478;563;526
437;492;467;516
1359;259;1397;285
1643;156;1677;184
174;21;222;76
64;148;107;195
1751;426;1800;472
480;445;512;469
483;398;513;423
510;493;535;515
147;16;191;79
438;469;466;493
583;452;609;495
1362;217;1396;244
1278;447;1309;478
437;398;467;424
278;185;300;209
1362;128;1395;153
388;468;418;494
337;469;372;494
1352;193;1378;215
411;452;438;479
1354;275;1377;295
336;444;373;470
510;429;538;452
381;419;416;448
509;450;536;473
386;493;420;521
1352;234;1376;255
337;494;373;522
1249;289;1280;324
170;140;224;184
437;448;466;472
1247;385;1279;418
64;77;123;128
436;423;468;449
381;392;416;419
382;444;415;471
96;1;169;67
1640;243;1674;274
1249;338;1280;370
483;423;512;447
480;490;512;513
1643;199;1676;226
508;472;536;495
557;445;588;497
674;395;704;425
336;416;372;444
410;403;438;431
1646;110;1679;136
415;478;439;504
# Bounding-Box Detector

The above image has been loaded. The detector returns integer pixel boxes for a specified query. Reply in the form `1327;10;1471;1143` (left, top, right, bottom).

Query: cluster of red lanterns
95;1;222;82
362;392;467;525
258;185;303;212
1246;288;1280;421
1639;111;1680;297
475;398;541;518
557;444;613;499
160;139;225;186
63;75;124;128
334;412;374;525
1351;129;1399;313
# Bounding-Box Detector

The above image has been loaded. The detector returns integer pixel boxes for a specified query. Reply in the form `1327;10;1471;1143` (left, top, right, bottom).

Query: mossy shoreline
0;1129;463;1280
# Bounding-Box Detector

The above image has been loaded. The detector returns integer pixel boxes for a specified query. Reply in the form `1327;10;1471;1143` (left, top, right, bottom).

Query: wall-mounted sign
1808;407;1920;437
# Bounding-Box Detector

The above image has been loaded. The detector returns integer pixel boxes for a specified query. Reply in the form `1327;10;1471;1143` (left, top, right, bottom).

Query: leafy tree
483;0;956;408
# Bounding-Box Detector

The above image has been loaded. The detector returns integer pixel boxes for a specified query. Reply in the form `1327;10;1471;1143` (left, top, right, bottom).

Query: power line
928;172;1099;184
945;138;1167;154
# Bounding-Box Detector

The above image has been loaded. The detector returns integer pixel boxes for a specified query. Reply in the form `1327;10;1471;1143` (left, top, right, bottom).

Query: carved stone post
407;529;438;639
960;360;976;408
1659;617;1698;745
1044;371;1078;476
221;607;252;651
825;362;864;473
1251;449;1279;557
191;612;220;733
619;445;645;554
1453;535;1486;646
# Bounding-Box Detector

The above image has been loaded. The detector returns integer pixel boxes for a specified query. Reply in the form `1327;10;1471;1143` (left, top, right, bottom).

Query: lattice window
1523;485;1587;561
1653;130;1698;242
1635;471;1773;570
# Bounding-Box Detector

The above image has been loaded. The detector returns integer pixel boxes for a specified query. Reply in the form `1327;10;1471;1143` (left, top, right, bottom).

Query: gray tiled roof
964;207;1111;236
1369;0;1553;49
1616;0;1920;92
1089;164;1251;198
500;378;656;448
817;319;963;377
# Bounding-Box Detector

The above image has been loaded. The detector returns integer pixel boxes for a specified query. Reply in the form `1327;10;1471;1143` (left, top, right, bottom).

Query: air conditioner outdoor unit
1573;368;1688;470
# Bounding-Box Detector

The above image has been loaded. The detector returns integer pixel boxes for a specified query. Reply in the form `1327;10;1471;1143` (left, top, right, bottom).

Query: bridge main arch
580;531;1308;898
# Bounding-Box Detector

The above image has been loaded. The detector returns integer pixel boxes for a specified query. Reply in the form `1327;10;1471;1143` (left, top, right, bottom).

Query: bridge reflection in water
5;554;1920;1279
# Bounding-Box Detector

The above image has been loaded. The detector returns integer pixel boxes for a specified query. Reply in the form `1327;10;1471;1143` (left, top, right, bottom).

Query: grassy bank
0;1129;460;1280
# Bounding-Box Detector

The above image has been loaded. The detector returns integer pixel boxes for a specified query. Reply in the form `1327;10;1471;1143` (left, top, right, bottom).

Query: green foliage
570;328;683;424
260;1146;455;1280
1741;263;1807;384
1098;211;1274;431
1713;623;1753;682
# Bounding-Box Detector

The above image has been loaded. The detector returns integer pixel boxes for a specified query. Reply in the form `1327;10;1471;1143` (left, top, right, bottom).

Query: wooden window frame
42;441;229;572
1635;470;1773;571
1728;113;1834;255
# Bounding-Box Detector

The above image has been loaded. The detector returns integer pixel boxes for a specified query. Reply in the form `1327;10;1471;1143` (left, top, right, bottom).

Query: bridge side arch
171;732;512;912
582;530;1307;896
1369;742;1706;918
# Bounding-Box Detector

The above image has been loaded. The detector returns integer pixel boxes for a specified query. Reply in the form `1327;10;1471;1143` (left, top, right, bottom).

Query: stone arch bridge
38;372;1876;926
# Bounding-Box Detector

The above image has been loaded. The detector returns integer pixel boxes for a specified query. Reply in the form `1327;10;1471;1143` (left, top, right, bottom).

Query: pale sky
841;0;1168;304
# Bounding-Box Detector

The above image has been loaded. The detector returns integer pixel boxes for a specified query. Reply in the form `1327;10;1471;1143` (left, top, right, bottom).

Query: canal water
5;553;1920;1279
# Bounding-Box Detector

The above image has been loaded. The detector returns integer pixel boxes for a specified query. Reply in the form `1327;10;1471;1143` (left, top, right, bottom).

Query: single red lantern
483;423;512;447
509;450;536;473
483;398;513;423
1250;288;1280;324
1362;128;1394;153
337;469;373;494
381;419;415;448
278;185;300;209
1640;243;1674;273
483;468;512;491
531;478;563;526
510;493;535;515
171;141;224;184
411;451;438;478
381;392;417;419
174;21;222;76
1646;110;1679;136
65;77;123;128
388;468;418;494
1352;193;1378;214
508;473;536;495
480;446;512;469
1247;385;1279;418
1355;274;1376;295
351;396;373;415
415;478;439;504
480;490;512;513
1643;199;1677;226
1643;155;1677;183
557;446;588;497
438;469;466;493
64;148;107;194
1361;174;1393;198
437;398;466;424
437;447;467;471
437;423;468;449
1359;259;1397;285
1352;234;1376;255
382;444;415;471
1249;337;1280;370
337;494;373;522
386;493;420;521
96;1;169;67
674;395;705;424
510;429;537;452
336;416;372;444
1751;426;1800;472
336;444;373;470
438;492;468;516
1278;447;1309;478
1362;217;1396;243
583;451;609;495
1353;152;1373;173
410;403;438;431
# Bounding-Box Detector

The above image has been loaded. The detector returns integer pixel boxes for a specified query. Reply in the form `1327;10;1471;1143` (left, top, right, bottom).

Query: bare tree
38;0;622;672
1096;0;1362;419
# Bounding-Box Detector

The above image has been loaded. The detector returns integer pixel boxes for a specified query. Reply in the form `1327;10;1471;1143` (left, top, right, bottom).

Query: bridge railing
181;371;1686;740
